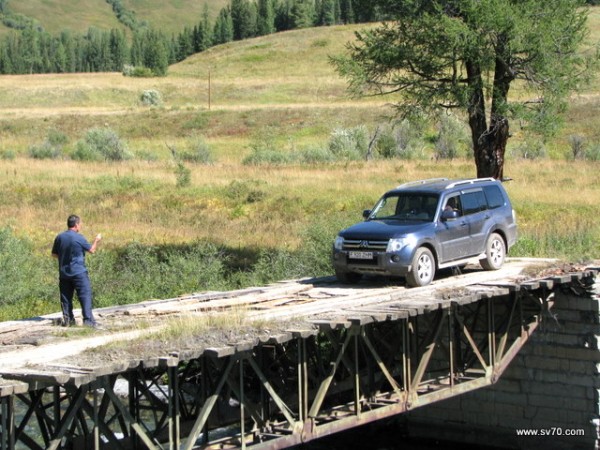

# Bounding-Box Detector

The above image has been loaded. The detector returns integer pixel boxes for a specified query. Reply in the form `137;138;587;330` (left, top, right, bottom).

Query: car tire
335;269;362;284
406;247;435;287
480;233;506;270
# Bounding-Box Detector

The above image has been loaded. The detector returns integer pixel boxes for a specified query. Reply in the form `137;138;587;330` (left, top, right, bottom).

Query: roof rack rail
396;178;448;189
445;177;495;189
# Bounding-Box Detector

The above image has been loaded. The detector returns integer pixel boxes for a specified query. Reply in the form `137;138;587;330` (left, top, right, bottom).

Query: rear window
483;185;505;209
461;190;487;215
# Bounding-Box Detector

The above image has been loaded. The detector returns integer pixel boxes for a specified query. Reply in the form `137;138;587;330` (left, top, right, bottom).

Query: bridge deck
0;259;597;449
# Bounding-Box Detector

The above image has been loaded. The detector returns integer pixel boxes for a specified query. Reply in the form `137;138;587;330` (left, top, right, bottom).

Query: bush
28;141;62;159
90;242;228;307
584;143;600;161
433;115;468;160
179;137;214;164
568;134;586;160
509;140;547;160
328;126;368;160
0;149;15;160
174;161;191;187
73;128;131;161
140;89;162;106
243;133;292;165
294;145;334;164
0;228;54;308
123;64;154;78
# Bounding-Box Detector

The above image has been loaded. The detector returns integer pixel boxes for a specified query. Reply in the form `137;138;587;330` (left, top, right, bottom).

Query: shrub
73;128;131;161
140;89;162;106
568;134;586;160
433;115;468;160
584;143;600;161
28;141;62;159
243;133;292;165
509;140;547;160
179;137;214;164
123;64;154;78
294;145;334;164
0;228;54;308
47;129;69;146
225;179;267;204
328;126;368;160
0;149;15;160
174;161;191;187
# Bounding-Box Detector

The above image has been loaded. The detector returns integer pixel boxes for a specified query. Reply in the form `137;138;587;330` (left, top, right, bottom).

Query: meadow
0;23;599;321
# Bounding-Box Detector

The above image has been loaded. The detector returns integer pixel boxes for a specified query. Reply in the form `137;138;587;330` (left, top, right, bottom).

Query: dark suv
332;178;517;287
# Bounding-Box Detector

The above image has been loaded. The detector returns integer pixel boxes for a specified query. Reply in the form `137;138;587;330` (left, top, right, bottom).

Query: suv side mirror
441;209;459;221
363;209;371;219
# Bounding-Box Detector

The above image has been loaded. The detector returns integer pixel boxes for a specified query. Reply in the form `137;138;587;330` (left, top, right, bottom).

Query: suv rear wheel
406;247;435;287
480;233;505;270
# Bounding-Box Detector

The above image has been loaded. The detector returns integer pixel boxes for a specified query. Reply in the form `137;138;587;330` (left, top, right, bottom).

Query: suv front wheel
406;247;435;287
480;233;505;270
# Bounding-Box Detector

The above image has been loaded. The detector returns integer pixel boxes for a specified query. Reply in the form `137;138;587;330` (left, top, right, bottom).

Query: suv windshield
369;193;439;222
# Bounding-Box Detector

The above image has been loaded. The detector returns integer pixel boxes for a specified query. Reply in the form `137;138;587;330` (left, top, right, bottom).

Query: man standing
51;215;102;328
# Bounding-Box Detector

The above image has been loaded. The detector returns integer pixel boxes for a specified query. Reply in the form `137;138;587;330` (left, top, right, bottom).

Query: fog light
391;255;400;263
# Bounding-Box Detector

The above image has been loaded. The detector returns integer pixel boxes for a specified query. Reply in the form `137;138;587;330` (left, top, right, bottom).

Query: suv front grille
342;239;388;251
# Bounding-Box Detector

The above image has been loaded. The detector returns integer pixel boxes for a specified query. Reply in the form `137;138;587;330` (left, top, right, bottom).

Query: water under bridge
0;259;597;449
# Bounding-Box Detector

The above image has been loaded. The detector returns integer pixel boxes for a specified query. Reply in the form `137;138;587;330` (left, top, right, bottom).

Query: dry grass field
0;22;598;260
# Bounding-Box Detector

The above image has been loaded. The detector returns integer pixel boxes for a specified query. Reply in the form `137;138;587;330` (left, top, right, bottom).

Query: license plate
349;251;374;260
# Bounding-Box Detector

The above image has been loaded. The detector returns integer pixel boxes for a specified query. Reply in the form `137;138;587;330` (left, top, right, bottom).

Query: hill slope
0;0;228;35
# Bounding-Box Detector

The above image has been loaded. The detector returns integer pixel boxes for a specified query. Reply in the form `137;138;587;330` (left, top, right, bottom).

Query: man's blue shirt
52;230;92;278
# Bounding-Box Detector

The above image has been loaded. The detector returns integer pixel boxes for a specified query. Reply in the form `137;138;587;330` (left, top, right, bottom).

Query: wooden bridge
0;259;597;449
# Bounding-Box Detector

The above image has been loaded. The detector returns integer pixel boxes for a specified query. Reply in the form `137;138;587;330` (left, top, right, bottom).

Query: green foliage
179;137;214;164
174;161;191;187
328;126;368;160
123;65;154;77
140;89;163;106
0;149;15;160
28;128;68;160
225;179;267;204
509;140;547;160
73;128;131;162
0;228;54;308
584;143;600;161
433;115;469;160
293;145;335;164
28;141;63;159
376;121;425;160
243;132;293;165
90;241;229;307
334;0;597;177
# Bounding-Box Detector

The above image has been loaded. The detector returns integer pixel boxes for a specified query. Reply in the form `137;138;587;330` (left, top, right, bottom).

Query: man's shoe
84;321;105;330
62;318;76;327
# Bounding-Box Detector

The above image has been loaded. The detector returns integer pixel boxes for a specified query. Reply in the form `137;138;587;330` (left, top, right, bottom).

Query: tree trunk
474;117;508;180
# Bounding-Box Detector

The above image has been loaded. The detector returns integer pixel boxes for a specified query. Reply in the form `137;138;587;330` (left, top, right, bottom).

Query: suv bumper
332;249;412;277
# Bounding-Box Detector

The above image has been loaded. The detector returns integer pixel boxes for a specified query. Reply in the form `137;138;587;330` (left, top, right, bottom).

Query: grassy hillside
0;0;228;36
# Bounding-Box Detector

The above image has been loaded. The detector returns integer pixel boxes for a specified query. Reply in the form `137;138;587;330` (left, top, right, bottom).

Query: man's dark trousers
59;272;95;325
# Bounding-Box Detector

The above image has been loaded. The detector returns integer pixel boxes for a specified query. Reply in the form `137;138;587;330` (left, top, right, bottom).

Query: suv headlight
387;237;409;252
334;236;344;250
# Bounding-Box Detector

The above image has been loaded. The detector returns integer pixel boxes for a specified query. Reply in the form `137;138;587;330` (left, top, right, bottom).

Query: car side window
483;185;505;209
461;190;487;216
443;194;462;216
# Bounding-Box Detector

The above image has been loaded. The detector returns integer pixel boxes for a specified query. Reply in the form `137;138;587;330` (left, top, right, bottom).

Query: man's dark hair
67;215;80;228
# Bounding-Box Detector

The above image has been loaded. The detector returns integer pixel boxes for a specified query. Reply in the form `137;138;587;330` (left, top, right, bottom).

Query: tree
334;0;597;179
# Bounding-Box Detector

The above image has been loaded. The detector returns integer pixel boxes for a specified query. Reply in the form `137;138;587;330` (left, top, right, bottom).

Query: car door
459;189;489;255
436;194;470;262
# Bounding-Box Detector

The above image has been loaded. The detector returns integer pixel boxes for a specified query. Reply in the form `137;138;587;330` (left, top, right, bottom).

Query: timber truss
0;271;596;449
